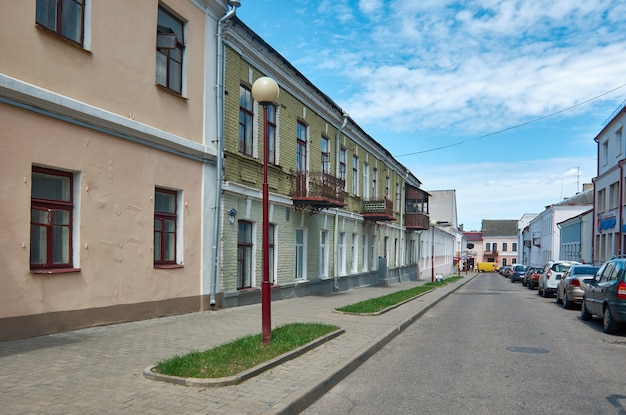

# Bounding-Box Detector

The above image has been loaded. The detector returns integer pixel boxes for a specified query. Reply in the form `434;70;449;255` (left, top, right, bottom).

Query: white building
527;190;593;267
593;103;626;263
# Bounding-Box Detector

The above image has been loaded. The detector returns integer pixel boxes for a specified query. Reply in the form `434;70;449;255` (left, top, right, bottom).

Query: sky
236;0;626;231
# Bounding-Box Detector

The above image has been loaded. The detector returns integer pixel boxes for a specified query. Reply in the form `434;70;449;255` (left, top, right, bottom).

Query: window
512;243;517;252
321;137;330;174
598;188;606;213
267;105;277;164
239;86;253;156
351;233;358;273
493;243;497;252
371;235;378;270
616;127;623;155
156;6;185;94
502;243;507;252
237;221;253;289
320;231;329;278
372;168;378;198
485;243;491;252
30;167;74;270
36;0;85;46
385;176;390;199
362;234;368;272
610;182;620;209
352;155;359;196
295;229;306;279
296;121;307;173
363;164;370;199
269;224;276;284
338;232;346;275
395;182;400;211
602;140;609;166
154;188;177;266
339;148;347;188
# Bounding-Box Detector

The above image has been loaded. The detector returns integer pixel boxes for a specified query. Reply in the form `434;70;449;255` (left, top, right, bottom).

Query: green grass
336;276;463;314
153;322;339;379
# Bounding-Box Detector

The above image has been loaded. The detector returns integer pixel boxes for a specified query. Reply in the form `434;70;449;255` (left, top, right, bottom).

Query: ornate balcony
362;198;396;221
290;170;345;213
404;211;429;230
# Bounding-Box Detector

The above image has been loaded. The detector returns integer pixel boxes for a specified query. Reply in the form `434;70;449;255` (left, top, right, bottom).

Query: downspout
210;2;239;306
333;112;349;291
617;159;626;258
399;171;408;275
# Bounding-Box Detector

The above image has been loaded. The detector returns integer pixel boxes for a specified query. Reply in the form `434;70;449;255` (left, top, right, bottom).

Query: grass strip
154;322;339;379
336;276;463;314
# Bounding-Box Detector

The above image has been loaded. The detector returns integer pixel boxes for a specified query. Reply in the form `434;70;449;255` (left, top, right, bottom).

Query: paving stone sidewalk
0;274;477;415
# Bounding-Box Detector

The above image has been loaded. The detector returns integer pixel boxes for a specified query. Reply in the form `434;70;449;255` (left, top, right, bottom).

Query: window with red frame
237;221;253;289
154;188;177;265
30;167;74;270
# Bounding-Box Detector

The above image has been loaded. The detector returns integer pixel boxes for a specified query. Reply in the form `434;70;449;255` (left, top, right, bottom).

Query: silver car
538;261;580;298
555;264;599;309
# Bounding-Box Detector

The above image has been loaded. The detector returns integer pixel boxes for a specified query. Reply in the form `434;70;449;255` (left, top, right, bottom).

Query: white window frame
338;232;346;275
351;233;358;274
319;230;329;278
295;228;307;280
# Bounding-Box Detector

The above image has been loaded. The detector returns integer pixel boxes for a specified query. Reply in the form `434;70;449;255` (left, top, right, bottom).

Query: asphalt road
302;272;626;414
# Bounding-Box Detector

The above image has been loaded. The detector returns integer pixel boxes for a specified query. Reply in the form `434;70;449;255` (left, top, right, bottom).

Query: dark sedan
581;258;626;334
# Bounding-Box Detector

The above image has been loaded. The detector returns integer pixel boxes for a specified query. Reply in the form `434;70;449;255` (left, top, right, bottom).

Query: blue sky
237;0;626;231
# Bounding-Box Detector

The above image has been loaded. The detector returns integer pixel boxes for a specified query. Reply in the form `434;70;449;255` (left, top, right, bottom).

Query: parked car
555;264;599;309
510;264;528;283
522;266;536;287
581;258;626;334
538;261;580;297
526;267;543;290
500;266;512;277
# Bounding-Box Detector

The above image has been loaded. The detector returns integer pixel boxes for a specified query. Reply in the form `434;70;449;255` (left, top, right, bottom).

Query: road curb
261;273;478;415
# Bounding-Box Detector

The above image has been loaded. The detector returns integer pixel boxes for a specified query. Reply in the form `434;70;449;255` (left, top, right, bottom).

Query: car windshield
553;264;571;272
571;266;599;275
516;266;527;272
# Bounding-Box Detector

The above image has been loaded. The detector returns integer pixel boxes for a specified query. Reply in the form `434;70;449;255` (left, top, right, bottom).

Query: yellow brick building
217;17;431;307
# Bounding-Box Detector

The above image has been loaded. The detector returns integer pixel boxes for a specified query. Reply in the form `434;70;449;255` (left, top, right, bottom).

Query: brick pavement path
0;276;474;415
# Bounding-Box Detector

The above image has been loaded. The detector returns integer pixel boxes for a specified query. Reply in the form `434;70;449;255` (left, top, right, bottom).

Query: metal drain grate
507;346;549;354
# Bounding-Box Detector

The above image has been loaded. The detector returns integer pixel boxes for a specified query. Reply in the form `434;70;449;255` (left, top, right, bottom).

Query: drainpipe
210;1;240;307
333;112;349;291
399;170;408;274
617;159;626;258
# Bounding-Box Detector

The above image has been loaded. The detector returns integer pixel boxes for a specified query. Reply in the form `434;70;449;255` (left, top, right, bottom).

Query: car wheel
581;300;592;321
522;280;527;287
528;282;533;290
556;291;562;304
538;285;543;295
563;294;571;309
603;307;619;334
543;288;549;298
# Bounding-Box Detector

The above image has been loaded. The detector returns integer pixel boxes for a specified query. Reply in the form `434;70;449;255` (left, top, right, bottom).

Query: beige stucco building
0;0;230;340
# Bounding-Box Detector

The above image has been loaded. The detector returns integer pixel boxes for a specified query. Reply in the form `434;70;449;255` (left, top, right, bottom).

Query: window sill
155;83;189;100
154;264;184;269
31;268;81;275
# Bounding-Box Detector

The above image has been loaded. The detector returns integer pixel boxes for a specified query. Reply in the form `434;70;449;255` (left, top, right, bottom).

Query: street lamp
429;220;436;283
251;76;280;345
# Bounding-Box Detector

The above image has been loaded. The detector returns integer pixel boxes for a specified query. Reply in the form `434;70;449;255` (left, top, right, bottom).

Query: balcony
290;170;345;213
404;211;429;230
362;198;396;222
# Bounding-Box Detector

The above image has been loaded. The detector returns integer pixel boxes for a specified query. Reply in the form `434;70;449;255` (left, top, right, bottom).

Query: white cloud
413;157;597;231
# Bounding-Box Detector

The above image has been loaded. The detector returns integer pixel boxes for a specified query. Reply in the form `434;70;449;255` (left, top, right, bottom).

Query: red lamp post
430;220;436;283
251;77;280;345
